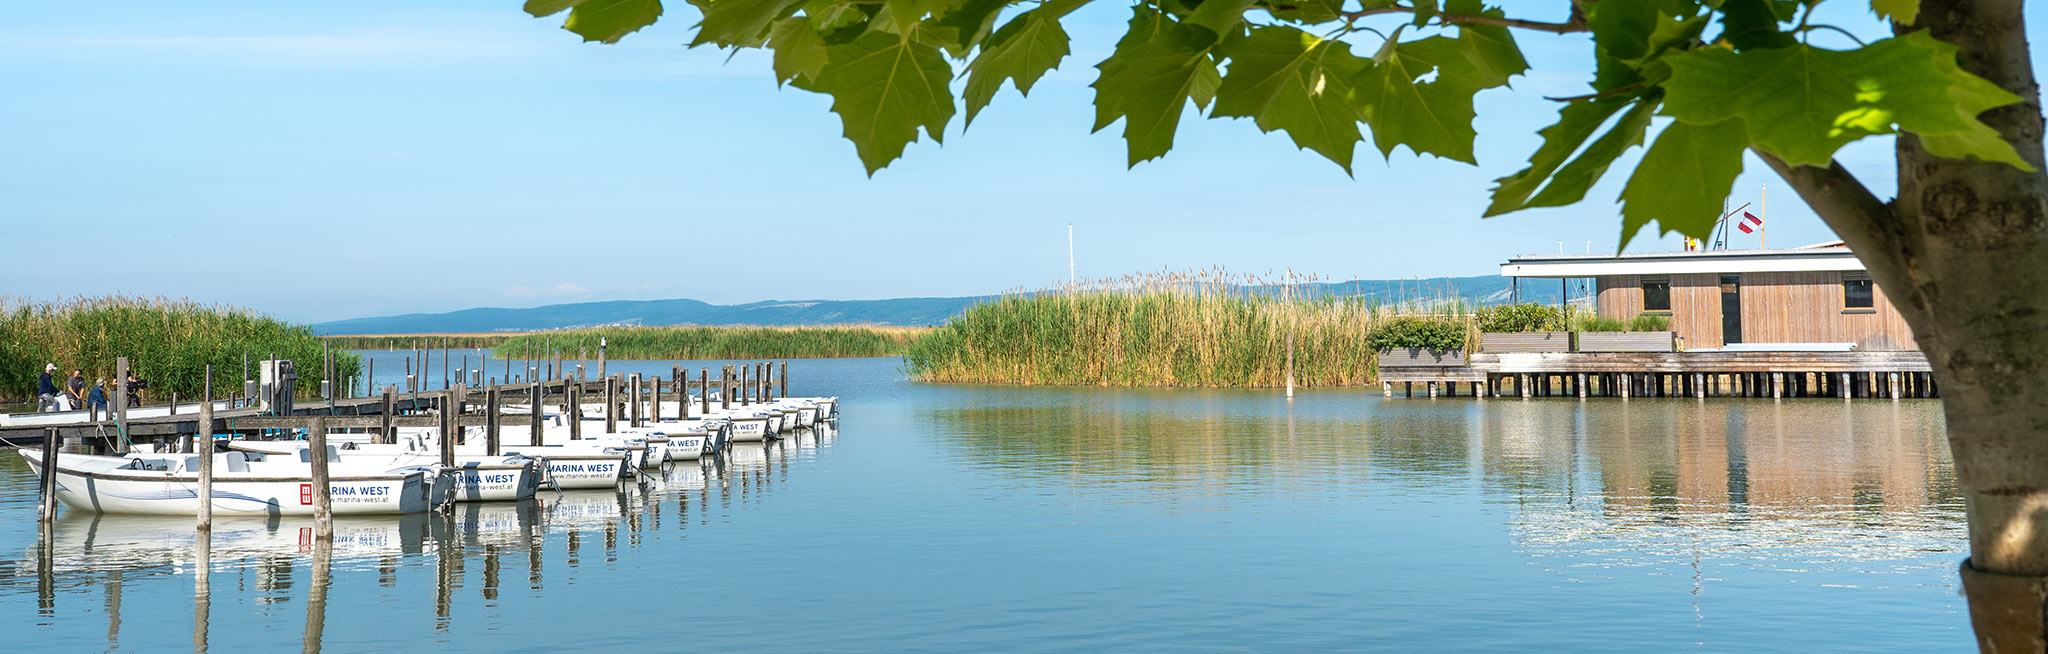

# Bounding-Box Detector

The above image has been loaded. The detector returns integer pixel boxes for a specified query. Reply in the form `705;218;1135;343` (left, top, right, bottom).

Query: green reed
0;296;359;403
323;334;514;350
902;270;1467;387
490;325;926;360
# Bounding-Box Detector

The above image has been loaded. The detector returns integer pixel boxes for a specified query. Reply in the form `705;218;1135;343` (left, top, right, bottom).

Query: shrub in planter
1367;317;1467;353
1569;314;1629;332
1475;303;1565;333
1629;313;1671;332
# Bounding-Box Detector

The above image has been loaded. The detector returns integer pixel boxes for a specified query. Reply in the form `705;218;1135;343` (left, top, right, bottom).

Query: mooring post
1694;374;1706;399
197;400;214;531
379;386;397;445
1840;373;1852;400
1771;373;1783;399
629;374;643;427
1889;372;1902;400
650;374;663;423
673;366;687;419
486;387;502;456
598;337;608;385
438;391;457;467
567;381;583;441
113;357;129;451
1577;374;1588;398
603;376;618;434
1520;374;1531;399
309;416;334;540
528;380;543;444
722;367;732;411
700;368;711;415
38;428;58;523
779;361;789;399
1285;334;1295;399
1428;381;1438;398
1382;381;1392;398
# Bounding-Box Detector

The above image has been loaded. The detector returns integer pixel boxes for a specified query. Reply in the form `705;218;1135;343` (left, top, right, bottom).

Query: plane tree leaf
692;0;806;46
1212;25;1370;172
1486;97;1658;216
792;31;957;175
528;0;665;44
1618;119;1749;247
1091;19;1223;166
1354;35;1490;164
769;16;829;84
1872;0;1919;25
962;0;1082;126
1664;31;2021;167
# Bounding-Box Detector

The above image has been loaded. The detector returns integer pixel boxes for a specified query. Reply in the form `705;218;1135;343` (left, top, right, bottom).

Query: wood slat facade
1595;271;1916;351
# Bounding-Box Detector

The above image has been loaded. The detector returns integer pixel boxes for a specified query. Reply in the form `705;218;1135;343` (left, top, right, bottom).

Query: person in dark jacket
66;370;86;411
37;363;59;412
125;371;147;407
87;379;108;416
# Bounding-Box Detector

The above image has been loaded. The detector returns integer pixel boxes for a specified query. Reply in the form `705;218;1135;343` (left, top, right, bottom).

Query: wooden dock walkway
1378;351;1935;399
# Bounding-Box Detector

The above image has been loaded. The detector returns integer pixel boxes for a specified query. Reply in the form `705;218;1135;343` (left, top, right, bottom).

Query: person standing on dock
66;369;86;410
125;370;146;407
87;378;108;415
36;363;60;412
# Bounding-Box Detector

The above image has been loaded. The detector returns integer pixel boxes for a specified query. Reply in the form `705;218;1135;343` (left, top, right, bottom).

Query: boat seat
225;451;250;473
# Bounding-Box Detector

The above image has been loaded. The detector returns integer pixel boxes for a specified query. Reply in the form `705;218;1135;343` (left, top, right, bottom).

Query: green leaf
1212;26;1370;172
930;0;1011;53
1183;0;1257;40
1715;0;1795;51
1486;98;1655;216
963;1;1078;126
693;0;806;47
1872;0;1918;25
769;17;829;85
1529;98;1659;207
884;0;952;34
1410;0;1439;27
1664;32;2002;167
793;31;958;175
1091;21;1222;166
537;0;664;44
1618;119;1748;248
1917;34;2035;171
1443;0;1528;87
1354;35;1487;163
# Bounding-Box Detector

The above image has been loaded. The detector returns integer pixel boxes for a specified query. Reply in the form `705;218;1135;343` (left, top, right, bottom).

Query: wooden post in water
598;338;608;385
721;367;731;411
568;381;582;441
486;387;502;456
38;428;58;523
309;416;334;539
700;368;711;415
650;374;663;423
1381;381;1391;398
379;386;397;445
438;390;457;467
1840;373;1852;400
529;380;543;443
603;376;618;434
1285;334;1295;399
779;361;788;399
629;374;642;427
674;366;687;419
1772;373;1784;399
114;357;129;451
197;400;214;531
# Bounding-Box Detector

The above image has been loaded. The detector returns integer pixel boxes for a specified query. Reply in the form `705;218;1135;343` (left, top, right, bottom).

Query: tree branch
1340;7;1589;34
1753;150;1894;248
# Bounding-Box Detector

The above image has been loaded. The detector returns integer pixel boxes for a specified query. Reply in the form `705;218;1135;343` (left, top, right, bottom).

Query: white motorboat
227;441;544;502
20;449;437;516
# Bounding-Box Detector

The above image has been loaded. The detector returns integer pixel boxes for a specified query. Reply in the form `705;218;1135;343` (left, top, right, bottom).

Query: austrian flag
1737;211;1763;234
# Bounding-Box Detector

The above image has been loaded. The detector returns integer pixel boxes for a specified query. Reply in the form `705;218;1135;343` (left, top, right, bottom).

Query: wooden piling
378;386;396;445
604;376;618;434
567;381;583;441
528;381;543;444
438;390;457;467
1382;381;1392;398
721;367;732;411
629;374;643;428
1840;373;1852;399
650;374;663;423
114;357;129;449
309;416;334;539
598;338;608;385
674;366;688;419
197;401;214;531
486;387;502;456
700;368;711;415
38;428;58;523
779;361;788;399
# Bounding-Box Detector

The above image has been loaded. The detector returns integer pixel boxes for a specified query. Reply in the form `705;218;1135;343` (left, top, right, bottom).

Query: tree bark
1771;1;2048;650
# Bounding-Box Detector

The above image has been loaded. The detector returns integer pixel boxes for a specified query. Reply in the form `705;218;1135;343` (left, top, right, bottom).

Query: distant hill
311;274;1584;335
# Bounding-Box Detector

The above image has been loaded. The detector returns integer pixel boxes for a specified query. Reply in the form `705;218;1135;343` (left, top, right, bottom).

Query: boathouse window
1641;276;1671;312
1843;273;1875;310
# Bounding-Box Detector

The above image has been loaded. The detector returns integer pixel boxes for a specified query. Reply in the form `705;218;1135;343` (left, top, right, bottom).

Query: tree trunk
1774;1;2048;650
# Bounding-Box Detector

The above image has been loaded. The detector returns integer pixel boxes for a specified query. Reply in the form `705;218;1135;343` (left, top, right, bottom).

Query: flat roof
1502;246;1866;278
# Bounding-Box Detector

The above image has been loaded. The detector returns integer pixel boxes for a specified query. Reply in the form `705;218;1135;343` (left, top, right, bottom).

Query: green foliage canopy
1366;316;1466;352
523;0;2027;244
1474;302;1564;332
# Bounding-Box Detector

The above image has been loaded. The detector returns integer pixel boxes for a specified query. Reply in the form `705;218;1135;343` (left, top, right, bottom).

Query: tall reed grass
0;296;358;403
323;334;514;350
491;325;926;360
903;270;1464;387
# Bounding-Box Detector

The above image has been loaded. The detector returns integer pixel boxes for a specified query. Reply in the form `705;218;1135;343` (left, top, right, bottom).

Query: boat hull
21;451;428;516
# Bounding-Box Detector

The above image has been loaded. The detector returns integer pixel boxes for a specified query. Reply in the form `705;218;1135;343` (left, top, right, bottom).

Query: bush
1475;302;1565;332
1570;314;1630;332
1367;317;1467;353
1629;313;1672;331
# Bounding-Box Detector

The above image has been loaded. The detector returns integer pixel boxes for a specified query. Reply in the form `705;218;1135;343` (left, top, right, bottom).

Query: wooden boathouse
1380;243;1935;399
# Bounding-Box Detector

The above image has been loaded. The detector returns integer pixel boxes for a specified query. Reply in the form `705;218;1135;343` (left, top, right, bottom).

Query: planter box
1377;347;1468;367
1575;331;1676;353
1481;332;1572;353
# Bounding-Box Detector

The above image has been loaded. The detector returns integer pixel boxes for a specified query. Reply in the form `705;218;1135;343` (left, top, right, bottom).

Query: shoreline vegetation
902;271;1437;388
0;296;356;404
325;326;929;360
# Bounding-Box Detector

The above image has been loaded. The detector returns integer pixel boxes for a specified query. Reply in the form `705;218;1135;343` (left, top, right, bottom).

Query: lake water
1;354;1969;651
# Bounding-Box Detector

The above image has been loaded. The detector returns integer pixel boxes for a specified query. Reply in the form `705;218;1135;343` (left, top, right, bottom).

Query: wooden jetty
1379;350;1935;400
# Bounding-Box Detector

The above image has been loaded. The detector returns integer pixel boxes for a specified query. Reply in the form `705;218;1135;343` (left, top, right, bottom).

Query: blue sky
2;1;2004;323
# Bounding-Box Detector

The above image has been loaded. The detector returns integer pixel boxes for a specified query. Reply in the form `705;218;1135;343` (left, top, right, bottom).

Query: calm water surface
1;355;1968;651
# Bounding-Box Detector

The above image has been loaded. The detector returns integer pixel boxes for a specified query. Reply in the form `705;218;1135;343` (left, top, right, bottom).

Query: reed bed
903;270;1463;387
0;296;357;403
323;333;515;350
491;325;927;360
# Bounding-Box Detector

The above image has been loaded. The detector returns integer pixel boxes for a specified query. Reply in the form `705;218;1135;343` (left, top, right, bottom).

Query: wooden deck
1379;350;1934;399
